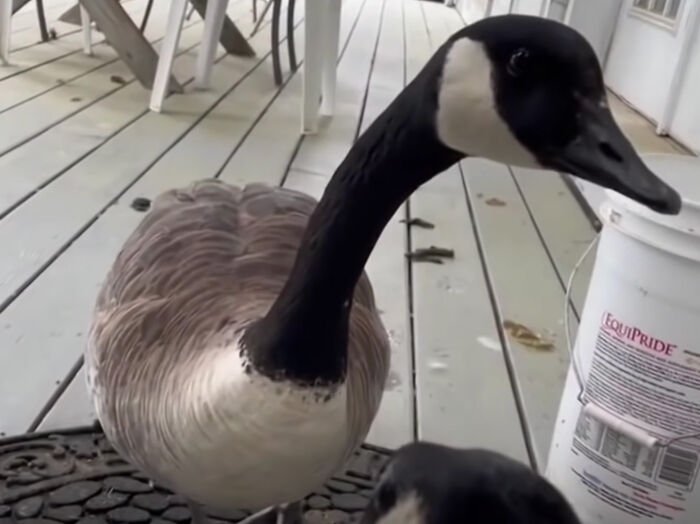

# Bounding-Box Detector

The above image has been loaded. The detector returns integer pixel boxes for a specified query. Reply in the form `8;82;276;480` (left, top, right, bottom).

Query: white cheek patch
436;38;542;169
376;493;426;524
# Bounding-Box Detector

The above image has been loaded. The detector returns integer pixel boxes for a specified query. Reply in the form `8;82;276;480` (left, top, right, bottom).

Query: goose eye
507;48;530;77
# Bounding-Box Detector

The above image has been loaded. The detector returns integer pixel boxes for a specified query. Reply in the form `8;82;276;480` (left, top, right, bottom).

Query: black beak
544;99;681;215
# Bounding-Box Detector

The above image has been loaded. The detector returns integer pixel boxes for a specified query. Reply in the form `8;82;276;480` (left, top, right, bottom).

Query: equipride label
601;313;677;356
567;311;700;521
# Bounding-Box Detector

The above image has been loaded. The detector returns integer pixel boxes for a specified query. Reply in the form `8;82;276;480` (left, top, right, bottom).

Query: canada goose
360;442;582;524
86;13;680;524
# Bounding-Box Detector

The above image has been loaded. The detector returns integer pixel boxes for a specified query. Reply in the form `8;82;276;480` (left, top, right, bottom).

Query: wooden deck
1;0;663;474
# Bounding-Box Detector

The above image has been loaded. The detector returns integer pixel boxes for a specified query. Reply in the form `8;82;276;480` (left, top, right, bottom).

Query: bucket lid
604;153;700;237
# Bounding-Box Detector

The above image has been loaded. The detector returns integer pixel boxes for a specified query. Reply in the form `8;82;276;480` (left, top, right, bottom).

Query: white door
565;0;624;65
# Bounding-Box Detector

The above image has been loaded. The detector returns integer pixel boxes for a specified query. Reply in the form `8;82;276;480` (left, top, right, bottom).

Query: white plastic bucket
546;153;700;524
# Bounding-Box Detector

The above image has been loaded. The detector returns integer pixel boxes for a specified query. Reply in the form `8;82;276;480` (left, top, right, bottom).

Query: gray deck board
0;0;600;463
462;158;579;470
355;0;414;449
509;167;597;317
408;1;529;461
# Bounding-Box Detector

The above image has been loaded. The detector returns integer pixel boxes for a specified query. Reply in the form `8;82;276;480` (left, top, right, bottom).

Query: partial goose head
361;442;582;524
420;14;681;214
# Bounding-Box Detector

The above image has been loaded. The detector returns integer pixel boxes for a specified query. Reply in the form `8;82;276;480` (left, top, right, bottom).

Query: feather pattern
86;179;390;509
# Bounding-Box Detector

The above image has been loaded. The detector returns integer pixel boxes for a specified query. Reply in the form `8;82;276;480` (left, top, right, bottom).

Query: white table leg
0;0;12;65
149;0;189;112
80;4;93;56
302;0;325;134
195;0;229;89
320;0;341;116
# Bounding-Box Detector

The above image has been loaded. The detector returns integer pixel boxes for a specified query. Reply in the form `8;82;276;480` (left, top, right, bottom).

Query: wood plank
37;368;96;431
438;0;586;466
0;7;272;436
79;0;182;92
509;167;597;318
27;0;366;434
0;2;251;219
462;158;575;471
407;1;529;460
355;0;414;449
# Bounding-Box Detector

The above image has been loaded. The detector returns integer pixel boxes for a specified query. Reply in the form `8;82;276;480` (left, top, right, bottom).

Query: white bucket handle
564;235;700;450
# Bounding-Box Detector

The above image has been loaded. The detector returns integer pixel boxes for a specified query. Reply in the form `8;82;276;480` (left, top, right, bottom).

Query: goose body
87;13;680;523
87;182;388;509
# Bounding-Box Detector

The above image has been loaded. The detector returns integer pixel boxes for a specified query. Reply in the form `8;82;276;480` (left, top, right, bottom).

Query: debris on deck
502;320;555;352
400;217;435;229
130;198;152;212
406;246;455;264
485;197;507;207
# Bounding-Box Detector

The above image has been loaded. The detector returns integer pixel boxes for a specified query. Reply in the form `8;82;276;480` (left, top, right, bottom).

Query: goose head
429;14;681;214
361;442;582;524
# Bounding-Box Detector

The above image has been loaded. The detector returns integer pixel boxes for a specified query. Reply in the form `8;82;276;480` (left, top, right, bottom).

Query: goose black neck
245;66;463;385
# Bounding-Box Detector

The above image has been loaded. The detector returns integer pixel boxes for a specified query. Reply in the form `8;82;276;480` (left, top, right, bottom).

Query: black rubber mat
0;426;393;523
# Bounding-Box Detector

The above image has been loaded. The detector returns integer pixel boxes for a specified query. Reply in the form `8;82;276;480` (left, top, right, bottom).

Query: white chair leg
320;0;341;116
302;0;325;134
80;5;93;56
149;0;188;113
195;0;229;89
0;0;12;66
